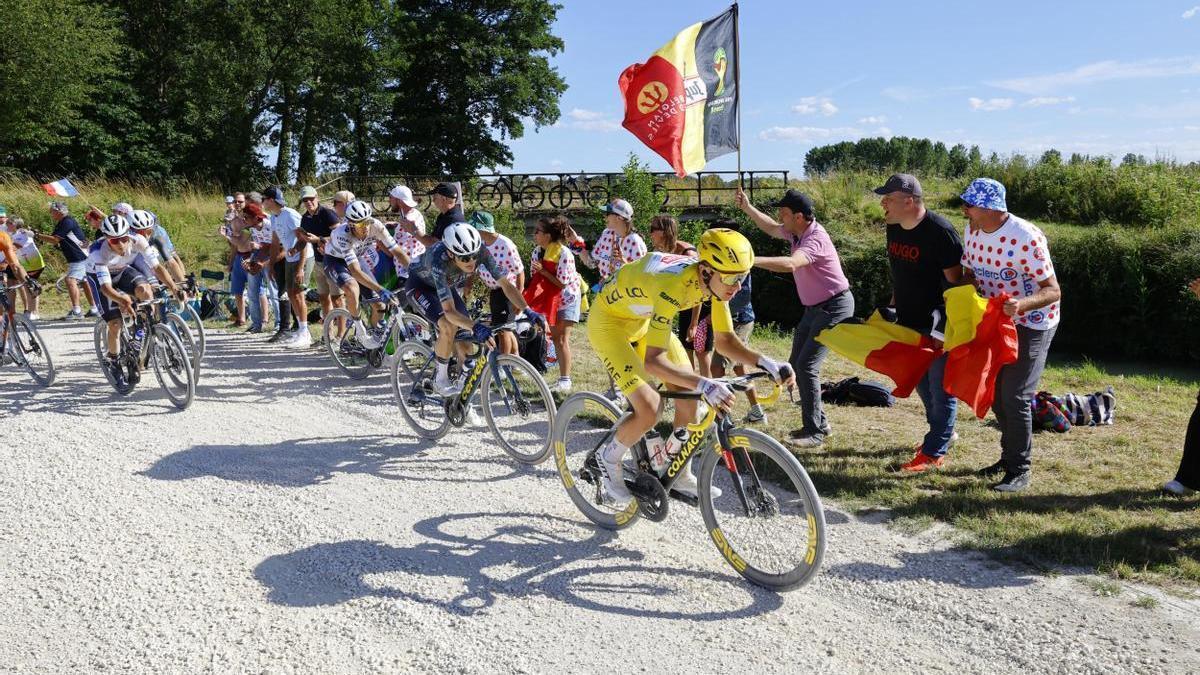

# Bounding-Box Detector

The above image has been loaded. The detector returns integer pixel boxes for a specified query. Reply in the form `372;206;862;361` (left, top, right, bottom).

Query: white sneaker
595;444;633;507
357;321;381;349
84;307;100;318
289;330;312;348
25;313;39;322
432;376;461;396
1164;480;1195;496
551;378;572;394
465;406;484;427
671;462;722;499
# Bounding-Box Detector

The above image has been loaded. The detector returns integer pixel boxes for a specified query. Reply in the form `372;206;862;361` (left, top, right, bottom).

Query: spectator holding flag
35;201;96;319
960;178;1061;492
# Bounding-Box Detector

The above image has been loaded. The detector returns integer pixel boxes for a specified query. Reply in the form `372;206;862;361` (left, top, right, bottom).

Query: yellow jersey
592;252;733;349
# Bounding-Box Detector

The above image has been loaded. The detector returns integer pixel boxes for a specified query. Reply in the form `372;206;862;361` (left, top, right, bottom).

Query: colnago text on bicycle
587;227;796;506
323;200;412;349
404;222;544;396
87;214;185;388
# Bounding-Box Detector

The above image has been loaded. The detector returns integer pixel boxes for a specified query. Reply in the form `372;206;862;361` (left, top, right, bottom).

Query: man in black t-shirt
36;201;96;319
297;185;344;323
875;174;964;472
425;182;465;246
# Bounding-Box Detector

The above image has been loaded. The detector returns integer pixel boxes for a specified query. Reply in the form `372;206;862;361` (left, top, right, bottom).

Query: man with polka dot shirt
960;178;1062;492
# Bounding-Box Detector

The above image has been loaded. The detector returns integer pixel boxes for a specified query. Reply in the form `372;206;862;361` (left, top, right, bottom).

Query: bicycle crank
630;472;669;522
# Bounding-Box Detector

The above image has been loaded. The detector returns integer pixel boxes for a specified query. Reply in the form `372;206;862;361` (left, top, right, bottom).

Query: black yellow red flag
618;5;739;177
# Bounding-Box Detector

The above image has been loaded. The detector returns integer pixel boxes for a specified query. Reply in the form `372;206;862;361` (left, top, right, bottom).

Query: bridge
334;170;790;228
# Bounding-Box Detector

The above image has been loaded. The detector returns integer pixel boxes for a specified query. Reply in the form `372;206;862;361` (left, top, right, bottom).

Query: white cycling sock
296;321;307;332
601;438;629;464
435;359;449;382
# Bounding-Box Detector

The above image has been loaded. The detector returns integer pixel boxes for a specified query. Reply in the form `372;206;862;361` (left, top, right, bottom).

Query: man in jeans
36;202;96;319
960;178;1061;492
874;174;965;472
736;188;854;448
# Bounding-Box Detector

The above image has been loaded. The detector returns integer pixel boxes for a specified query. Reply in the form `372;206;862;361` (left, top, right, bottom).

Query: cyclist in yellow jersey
587;228;795;506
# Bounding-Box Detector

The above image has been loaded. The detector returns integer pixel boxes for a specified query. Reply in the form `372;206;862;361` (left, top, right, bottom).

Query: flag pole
732;2;742;190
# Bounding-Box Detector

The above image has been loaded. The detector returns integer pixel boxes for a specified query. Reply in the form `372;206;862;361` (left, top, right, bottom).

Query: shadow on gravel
141;435;555;487
826;548;1039;590
0;363;185;417
254;511;784;620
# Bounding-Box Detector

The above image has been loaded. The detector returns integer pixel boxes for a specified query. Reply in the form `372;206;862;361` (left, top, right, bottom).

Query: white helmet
101;214;130;238
345;200;373;223
129;209;155;230
442;222;482;257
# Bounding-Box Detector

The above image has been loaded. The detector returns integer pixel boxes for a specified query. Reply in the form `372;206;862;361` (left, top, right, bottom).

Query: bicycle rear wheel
323;307;371;379
696;428;826;591
180;303;206;359
480;354;556;464
150;324;195;409
390;340;451;439
547;185;573;210
93;319;136;395
551;392;640;530
518;184;545;210
12;316;54;386
166;313;201;384
476;184;504;210
398;313;433;345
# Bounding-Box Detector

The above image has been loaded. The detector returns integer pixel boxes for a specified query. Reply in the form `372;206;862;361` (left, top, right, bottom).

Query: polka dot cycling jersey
961;213;1059;330
477;234;524;289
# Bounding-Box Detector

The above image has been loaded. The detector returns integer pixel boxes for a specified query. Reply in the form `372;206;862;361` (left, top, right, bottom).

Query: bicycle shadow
824;547;1038;590
140;434;555;487
254;511;784;620
0;356;185;417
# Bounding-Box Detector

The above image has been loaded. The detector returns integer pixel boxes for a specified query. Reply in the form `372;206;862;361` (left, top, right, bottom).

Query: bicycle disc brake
631;472;669;522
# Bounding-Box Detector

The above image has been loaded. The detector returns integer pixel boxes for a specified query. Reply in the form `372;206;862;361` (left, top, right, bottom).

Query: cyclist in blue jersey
406;222;542;395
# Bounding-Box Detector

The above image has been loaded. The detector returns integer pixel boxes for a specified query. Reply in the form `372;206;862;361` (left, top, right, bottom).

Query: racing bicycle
551;373;826;591
0;278;54;386
391;320;556;464
546;174;610;210
92;296;196;409
323;294;433;379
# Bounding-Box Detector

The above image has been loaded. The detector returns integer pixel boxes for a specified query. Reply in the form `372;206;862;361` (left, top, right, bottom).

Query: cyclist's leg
588;312;658;447
634;332;697;430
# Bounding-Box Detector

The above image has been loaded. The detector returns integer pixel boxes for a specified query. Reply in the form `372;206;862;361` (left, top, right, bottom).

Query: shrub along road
1;322;1198;673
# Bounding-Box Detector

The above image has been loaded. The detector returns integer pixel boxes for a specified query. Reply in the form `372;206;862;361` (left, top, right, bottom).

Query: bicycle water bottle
646;429;668;473
132;326;146;352
655;428;692;475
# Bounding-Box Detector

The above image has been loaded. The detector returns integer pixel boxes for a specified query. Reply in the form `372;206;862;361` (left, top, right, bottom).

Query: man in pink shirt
737;188;854;448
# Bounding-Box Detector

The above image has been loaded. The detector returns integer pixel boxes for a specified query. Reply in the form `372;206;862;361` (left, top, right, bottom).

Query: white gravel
2;322;1198;674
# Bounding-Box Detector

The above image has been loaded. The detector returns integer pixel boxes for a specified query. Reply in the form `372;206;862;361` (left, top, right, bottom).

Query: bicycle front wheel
551;392;640;530
518;184;545;210
547;185;573;210
150;324;195;409
12;316;54;386
696;428;826;591
390;340;450;440
166;313;201;384
323;308;371;379
480;354;556;464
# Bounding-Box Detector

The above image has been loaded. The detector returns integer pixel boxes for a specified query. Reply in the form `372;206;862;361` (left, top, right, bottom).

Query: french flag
41;178;79;198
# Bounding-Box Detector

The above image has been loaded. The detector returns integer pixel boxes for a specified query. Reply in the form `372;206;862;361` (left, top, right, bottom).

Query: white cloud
1184;6;1199;19
1022;96;1076;107
759;125;890;143
969;97;1015;111
791;96;838;116
557;108;621;132
857;115;888;124
990;56;1200;95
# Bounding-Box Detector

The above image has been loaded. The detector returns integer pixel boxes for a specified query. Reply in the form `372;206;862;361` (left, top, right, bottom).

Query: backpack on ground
1032;391;1071;432
821;377;895;407
1060;387;1116;426
515;319;548;373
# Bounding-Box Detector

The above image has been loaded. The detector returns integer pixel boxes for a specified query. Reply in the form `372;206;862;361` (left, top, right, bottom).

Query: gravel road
2;322;1198;674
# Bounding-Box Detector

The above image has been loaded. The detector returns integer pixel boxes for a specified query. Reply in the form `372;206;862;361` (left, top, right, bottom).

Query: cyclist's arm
441;300;474;331
497;276;528;314
386;243;410;269
347;259;383;292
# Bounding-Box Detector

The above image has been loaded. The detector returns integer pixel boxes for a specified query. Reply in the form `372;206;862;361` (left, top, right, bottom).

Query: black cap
262;186;285;204
429;182;459;198
873;173;923;197
770;189;815;218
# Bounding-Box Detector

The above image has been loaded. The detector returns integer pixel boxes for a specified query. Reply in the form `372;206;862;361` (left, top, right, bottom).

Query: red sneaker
900;451;945;473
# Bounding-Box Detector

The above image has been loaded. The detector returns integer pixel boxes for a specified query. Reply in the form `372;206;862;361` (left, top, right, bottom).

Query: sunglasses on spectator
235;200;245;205
301;197;317;203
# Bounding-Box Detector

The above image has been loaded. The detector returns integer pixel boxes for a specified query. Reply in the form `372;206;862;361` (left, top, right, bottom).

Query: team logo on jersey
1027;310;1045;324
1000;268;1017;281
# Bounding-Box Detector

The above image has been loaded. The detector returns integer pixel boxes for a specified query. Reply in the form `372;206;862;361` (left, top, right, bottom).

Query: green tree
0;0;121;171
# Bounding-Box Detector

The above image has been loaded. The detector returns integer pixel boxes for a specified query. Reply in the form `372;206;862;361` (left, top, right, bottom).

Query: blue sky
504;0;1200;175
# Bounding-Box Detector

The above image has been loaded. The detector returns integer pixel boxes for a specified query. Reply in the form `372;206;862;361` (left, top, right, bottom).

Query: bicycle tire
93;319;136;395
518;184;545;210
166;313;201;385
150;324;195;409
476;184;504;210
12;315;54;386
390;340;451;439
398;313;433;345
696;428;826;591
584;186;610;208
551;392;641;530
480;353;556;464
323;307;372;380
179;303;206;360
547;185;573;210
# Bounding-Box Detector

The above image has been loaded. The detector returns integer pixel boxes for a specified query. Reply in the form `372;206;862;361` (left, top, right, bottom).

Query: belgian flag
942;286;1019;418
815;311;941;398
618;5;740;177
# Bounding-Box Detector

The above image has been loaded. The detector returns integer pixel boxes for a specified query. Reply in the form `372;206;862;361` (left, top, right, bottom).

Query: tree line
0;0;567;188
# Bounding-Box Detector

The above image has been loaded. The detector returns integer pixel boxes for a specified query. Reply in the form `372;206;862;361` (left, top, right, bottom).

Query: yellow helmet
698;228;754;274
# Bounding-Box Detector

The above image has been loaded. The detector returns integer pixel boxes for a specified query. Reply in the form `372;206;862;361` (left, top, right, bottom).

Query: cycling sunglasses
455;253;479;263
107;235;130;244
714;270;749;286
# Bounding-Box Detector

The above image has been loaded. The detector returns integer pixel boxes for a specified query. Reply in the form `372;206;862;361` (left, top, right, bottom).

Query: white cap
113;202;134;216
225;195;234;204
389;185;418;208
